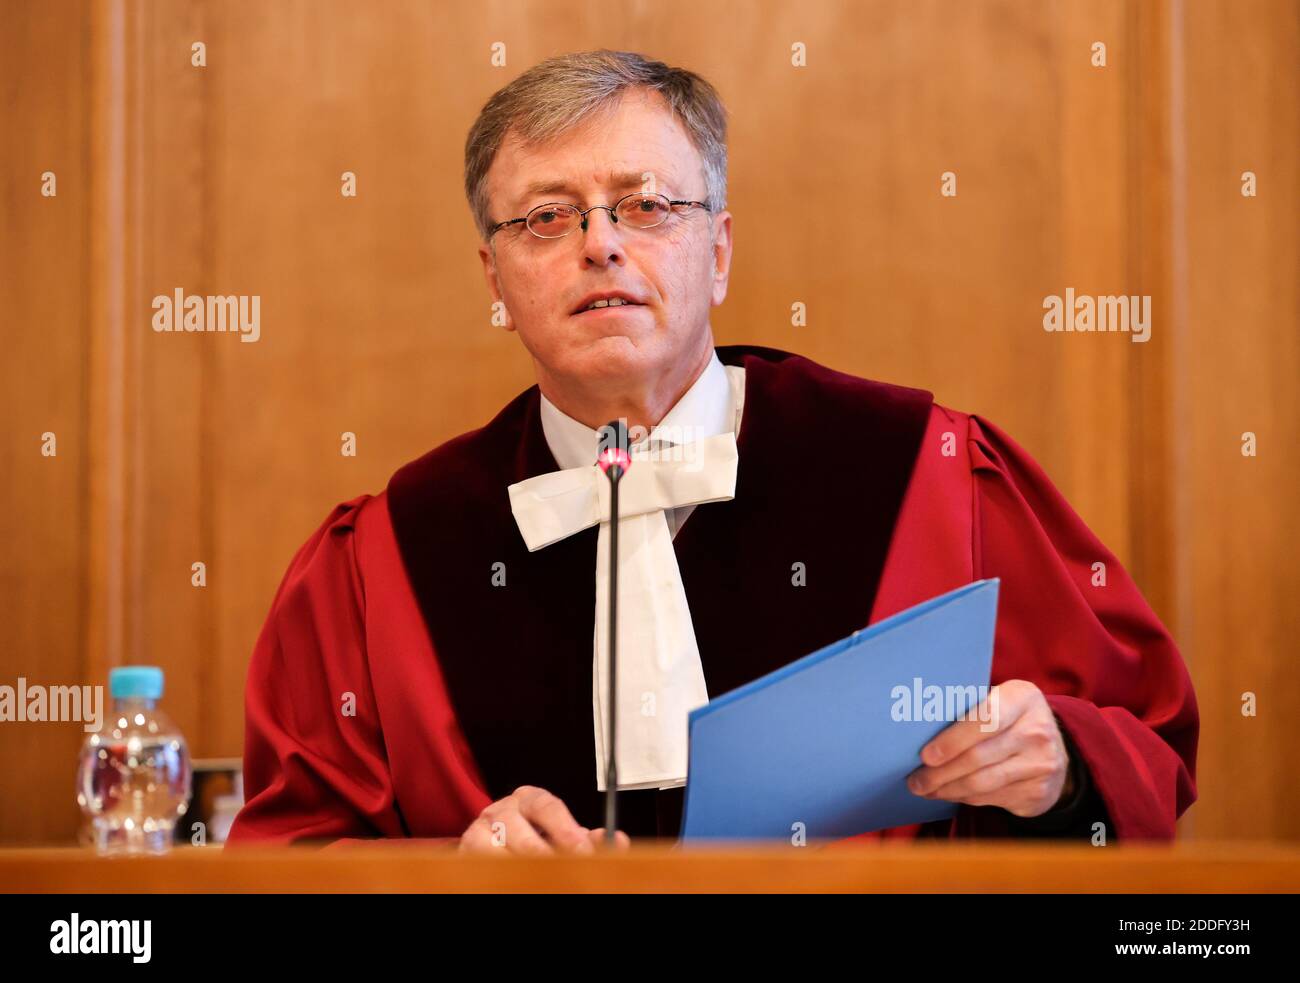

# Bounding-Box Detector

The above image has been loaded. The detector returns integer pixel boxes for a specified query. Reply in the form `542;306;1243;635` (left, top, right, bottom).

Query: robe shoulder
225;495;400;845
226;493;487;846
874;403;1199;840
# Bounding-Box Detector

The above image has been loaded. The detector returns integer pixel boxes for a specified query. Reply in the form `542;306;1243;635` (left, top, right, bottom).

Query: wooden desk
2;842;1298;892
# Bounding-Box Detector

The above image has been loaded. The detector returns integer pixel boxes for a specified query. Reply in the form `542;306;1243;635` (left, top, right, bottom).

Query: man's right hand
457;785;632;855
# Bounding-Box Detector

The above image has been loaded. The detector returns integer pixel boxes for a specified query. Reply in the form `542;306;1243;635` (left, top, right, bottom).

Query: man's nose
579;207;624;265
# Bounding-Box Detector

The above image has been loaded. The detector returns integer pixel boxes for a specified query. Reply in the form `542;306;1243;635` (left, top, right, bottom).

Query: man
227;50;1197;853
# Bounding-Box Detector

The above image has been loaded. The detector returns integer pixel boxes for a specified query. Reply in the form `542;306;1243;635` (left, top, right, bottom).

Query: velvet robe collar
387;344;934;835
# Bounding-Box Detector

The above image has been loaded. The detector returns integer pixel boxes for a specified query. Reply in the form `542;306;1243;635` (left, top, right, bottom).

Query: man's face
477;88;733;394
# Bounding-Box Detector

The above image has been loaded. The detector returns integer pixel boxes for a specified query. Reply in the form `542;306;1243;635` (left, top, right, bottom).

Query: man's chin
559;334;651;377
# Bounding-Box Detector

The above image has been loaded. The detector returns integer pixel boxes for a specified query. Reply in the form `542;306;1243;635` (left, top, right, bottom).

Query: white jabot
539;350;744;539
510;351;746;790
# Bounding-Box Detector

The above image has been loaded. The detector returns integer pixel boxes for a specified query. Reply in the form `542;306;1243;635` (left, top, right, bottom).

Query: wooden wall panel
1179;0;1300;839
0;0;92;844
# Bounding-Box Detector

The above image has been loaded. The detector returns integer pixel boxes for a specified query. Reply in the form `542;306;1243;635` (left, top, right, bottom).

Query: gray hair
463;49;729;243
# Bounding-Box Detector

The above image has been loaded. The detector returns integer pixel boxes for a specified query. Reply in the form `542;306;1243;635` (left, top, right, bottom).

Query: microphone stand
597;421;630;845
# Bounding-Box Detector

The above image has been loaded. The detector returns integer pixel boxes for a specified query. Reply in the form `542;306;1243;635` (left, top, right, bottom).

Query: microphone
595;420;631;844
596;420;631;479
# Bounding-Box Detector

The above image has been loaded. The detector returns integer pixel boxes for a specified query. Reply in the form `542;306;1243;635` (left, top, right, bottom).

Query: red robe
226;346;1197;847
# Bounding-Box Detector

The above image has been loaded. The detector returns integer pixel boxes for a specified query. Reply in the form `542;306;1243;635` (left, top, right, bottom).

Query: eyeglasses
488;191;711;240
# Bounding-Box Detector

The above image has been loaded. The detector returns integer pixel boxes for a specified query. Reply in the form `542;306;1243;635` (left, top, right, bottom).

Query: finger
461;809;554;856
589;828;632;850
919;681;1032;767
516;786;590;851
962;775;1065;816
466;811;554;855
925;753;1054;804
456;815;502;854
556;824;596;854
908;724;1022;796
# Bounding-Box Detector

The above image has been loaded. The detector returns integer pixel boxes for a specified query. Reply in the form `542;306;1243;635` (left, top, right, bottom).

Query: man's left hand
906;679;1073;818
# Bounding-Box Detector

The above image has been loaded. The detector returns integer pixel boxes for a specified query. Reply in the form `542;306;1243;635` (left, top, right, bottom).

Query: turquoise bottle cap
109;666;164;700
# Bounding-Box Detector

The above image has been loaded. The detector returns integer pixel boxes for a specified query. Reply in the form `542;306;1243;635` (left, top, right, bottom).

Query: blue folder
680;579;1000;842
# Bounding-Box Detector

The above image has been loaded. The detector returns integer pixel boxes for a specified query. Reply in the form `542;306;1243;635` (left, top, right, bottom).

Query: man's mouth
571;293;648;316
576;298;643;314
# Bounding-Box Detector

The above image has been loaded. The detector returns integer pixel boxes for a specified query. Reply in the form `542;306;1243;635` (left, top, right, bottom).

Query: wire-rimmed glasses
488;191;711;240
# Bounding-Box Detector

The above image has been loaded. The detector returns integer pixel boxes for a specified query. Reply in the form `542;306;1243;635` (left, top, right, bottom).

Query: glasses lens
616;193;672;228
526;204;580;237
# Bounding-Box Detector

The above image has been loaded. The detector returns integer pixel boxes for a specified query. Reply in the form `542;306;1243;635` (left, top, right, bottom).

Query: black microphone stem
604;465;621;843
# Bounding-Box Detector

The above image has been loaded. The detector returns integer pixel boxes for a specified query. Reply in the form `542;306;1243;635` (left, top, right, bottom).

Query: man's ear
477;241;514;333
709;209;734;308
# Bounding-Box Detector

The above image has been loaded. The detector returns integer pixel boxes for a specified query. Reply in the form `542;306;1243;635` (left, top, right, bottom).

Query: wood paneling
0;0;93;845
1178;0;1300;840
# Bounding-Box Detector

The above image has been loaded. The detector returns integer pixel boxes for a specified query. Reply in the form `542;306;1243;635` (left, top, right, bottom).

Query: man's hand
906;679;1073;818
457;785;632;855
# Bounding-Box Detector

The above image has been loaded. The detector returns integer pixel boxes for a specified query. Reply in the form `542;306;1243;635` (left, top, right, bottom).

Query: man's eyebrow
517;171;663;206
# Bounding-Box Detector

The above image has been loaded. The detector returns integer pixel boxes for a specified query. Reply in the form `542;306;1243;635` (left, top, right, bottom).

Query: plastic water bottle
77;666;192;855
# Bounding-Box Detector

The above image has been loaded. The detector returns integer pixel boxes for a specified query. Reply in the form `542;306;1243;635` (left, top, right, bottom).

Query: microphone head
595;419;632;475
